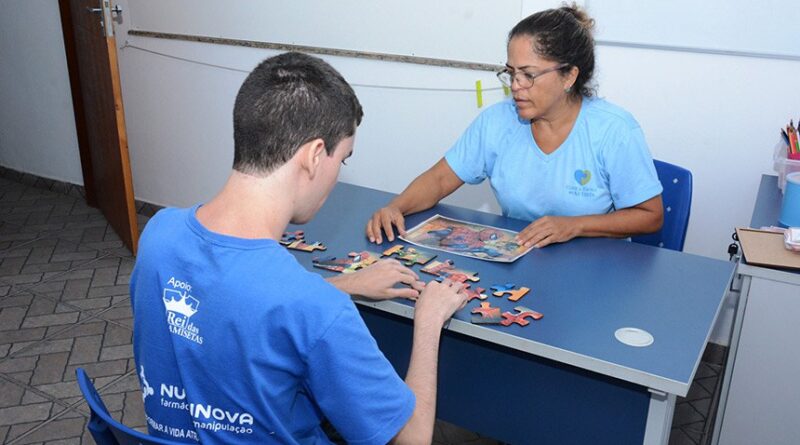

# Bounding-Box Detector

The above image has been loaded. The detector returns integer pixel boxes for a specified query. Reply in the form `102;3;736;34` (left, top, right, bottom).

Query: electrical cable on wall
120;42;505;94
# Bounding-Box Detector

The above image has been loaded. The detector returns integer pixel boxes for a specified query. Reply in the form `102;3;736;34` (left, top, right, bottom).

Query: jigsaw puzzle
312;251;380;273
280;231;327;252
400;214;531;262
421;259;479;283
464;286;488;302
470;302;503;324
490;283;530;302
500;306;543;326
381;244;436;266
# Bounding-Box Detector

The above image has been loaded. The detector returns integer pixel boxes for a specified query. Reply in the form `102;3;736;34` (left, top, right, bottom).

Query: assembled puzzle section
381;244;436;267
421;259;480;283
312;251;381;274
280;230;327;252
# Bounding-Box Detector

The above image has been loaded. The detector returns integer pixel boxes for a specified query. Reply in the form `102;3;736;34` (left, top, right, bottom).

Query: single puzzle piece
434;271;474;284
285;239;327;252
464;286;488;302
280;230;305;245
421;259;479;283
500;306;543;326
490;283;530;302
381;244;436;266
470;302;502;324
313;251;379;273
280;230;327;252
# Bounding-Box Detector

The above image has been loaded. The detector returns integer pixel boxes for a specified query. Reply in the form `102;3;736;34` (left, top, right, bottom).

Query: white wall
2;1;797;345
113;0;800;262
0;0;83;185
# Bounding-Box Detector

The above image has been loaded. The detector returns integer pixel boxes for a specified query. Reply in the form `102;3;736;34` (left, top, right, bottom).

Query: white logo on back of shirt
163;278;203;344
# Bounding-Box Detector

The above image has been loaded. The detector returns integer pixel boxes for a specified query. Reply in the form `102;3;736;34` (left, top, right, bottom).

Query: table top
288;182;735;396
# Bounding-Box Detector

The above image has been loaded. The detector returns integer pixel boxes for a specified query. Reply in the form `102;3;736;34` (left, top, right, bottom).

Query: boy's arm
390;280;468;444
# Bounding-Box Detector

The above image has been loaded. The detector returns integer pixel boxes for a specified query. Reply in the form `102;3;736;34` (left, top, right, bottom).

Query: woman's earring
565;86;572;93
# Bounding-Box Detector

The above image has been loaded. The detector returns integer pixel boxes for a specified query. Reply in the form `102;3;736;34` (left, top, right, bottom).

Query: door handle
86;5;120;15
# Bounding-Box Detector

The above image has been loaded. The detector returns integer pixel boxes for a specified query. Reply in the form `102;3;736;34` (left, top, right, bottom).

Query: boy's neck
195;169;294;240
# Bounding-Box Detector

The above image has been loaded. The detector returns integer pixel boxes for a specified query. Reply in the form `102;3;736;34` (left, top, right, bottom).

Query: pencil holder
773;142;800;193
780;172;800;227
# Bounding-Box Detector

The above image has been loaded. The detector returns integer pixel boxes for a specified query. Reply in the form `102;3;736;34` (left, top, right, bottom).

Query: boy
131;52;467;444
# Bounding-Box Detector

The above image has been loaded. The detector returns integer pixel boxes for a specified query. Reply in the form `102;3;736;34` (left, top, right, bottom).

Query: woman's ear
564;65;580;91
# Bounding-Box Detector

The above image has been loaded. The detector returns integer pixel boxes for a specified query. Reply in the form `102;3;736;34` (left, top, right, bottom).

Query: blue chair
631;160;692;251
76;368;180;445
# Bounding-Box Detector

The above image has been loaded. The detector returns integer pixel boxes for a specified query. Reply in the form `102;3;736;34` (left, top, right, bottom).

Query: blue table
288;182;735;445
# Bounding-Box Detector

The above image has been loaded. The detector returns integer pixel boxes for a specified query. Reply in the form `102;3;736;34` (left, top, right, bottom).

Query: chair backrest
631;160;692;251
76;368;181;445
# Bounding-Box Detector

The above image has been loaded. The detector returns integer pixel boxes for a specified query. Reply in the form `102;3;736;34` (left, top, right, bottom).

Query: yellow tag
475;80;483;108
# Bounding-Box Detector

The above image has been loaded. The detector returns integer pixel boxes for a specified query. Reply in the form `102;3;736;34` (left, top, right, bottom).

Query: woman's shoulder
481;98;520;121
582;96;640;130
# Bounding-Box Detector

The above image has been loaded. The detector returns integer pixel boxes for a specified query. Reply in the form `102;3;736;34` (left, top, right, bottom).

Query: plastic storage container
773;142;800;193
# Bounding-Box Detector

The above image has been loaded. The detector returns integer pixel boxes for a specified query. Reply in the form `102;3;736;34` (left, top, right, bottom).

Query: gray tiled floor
0;174;725;444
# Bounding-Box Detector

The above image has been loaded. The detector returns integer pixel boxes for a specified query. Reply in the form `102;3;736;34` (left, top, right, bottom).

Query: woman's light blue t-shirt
445;97;663;221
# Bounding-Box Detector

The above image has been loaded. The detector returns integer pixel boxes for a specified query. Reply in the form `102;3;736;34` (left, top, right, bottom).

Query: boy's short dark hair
232;52;363;175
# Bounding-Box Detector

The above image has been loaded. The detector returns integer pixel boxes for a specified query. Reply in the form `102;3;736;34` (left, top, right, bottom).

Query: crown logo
163;289;199;318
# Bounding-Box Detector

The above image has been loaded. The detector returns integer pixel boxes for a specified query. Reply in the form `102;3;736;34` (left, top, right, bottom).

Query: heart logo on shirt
574;169;591;186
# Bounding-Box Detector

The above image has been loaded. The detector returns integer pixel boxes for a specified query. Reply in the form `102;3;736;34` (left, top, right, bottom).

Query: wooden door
59;0;138;254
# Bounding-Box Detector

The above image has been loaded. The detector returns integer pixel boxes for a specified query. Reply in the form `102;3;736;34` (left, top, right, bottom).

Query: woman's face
506;35;575;121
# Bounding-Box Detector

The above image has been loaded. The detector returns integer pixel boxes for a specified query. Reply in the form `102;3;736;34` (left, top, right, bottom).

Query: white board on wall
587;0;800;59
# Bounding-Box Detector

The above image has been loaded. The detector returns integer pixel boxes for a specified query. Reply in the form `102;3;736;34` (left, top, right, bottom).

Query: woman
366;5;664;249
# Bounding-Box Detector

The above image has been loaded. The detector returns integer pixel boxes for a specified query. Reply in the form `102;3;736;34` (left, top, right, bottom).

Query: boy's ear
298;138;326;179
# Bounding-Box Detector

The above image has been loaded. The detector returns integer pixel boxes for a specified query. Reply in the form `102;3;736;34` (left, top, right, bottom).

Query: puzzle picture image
400;214;531;262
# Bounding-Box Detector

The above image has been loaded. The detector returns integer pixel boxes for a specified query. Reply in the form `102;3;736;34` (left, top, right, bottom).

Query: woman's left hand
516;216;583;249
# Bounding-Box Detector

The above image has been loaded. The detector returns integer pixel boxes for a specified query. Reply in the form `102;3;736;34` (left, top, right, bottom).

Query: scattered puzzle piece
464;286;488;302
313;251;380;273
490;283;529;302
470;302;502;324
500;306;543;326
421;259;479;283
381;244;436;266
420;259;454;275
280;231;327;252
285;239;327;252
280;230;305;244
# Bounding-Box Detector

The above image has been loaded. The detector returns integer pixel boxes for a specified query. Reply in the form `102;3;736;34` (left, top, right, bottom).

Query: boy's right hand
413;279;468;327
366;206;406;244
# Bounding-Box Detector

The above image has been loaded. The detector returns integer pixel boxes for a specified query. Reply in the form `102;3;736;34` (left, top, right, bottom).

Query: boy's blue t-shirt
445;97;663;221
130;206;414;445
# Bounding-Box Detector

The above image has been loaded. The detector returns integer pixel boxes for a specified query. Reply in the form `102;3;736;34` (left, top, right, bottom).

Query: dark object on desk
76;368;180;445
632;159;692;251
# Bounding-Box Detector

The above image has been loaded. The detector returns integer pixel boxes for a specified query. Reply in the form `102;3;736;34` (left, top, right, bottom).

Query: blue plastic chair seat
76;368;182;445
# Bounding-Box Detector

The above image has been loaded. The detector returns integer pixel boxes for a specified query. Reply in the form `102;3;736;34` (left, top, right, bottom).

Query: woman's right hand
366;205;406;244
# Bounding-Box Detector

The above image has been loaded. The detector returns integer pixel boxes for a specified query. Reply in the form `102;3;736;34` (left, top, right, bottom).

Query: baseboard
0;164;164;217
